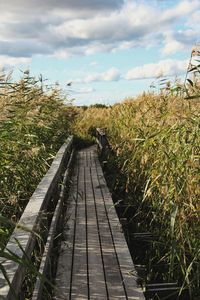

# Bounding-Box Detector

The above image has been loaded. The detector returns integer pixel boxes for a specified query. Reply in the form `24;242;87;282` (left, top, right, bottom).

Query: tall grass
73;106;111;141
108;94;200;296
0;71;76;247
1;69;199;296
74;93;200;297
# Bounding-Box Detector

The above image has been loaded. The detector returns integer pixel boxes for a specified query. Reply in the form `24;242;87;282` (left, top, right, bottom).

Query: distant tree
89;103;109;108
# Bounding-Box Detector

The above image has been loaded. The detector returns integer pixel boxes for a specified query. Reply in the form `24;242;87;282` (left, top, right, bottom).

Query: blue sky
0;0;199;105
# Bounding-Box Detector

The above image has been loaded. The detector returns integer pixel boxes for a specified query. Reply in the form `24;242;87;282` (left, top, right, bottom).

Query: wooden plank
32;149;75;300
0;136;73;300
85;161;108;299
54;159;78;300
90;153;127;299
70;152;89;300
55;146;145;300
94;153;145;300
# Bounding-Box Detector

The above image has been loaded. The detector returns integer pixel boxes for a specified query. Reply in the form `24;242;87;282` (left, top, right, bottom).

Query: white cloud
161;32;184;55
53;49;71;59
104;68;121;81
76;68;121;83
0;55;31;68
175;10;200;52
48;0;199;56
125;59;188;80
84;44;114;55
0;0;199;60
70;60;189;84
49;2;156;51
0;0;123;16
187;10;200;29
161;0;200;22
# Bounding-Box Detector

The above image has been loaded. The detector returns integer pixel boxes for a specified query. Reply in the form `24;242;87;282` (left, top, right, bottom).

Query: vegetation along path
1;72;199;299
0;143;145;299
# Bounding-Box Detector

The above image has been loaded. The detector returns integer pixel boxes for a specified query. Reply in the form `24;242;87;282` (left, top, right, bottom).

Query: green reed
0;70;76;246
74;93;200;297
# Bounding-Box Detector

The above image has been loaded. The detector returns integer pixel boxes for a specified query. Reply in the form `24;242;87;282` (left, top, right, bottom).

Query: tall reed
0;71;76;246
74;93;200;297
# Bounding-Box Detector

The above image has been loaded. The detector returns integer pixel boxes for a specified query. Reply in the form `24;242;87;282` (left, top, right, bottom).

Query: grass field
0;71;76;248
1;71;200;297
74;92;200;297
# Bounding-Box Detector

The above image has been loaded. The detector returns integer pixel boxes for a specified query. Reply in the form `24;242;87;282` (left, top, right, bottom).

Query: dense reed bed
74;93;200;297
0;71;76;247
1;69;199;297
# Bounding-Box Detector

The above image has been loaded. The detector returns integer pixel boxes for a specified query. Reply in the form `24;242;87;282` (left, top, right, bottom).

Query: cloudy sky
0;0;199;105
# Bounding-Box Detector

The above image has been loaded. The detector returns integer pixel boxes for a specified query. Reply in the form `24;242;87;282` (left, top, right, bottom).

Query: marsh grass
74;93;200;297
0;70;78;298
1;68;200;297
0;70;76;242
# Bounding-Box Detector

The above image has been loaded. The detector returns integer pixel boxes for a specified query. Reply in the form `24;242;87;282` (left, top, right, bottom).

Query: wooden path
54;146;144;300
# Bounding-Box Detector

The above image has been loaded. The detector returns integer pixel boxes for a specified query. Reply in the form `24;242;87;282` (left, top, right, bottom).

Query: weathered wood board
0;136;73;300
54;146;145;300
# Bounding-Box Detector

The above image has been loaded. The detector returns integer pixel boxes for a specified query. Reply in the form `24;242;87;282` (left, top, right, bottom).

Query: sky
0;0;199;105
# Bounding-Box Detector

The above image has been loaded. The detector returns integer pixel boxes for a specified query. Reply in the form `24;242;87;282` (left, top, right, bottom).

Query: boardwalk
54;146;144;300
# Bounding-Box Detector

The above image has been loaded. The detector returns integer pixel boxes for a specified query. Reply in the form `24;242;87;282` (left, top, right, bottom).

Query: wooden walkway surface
54;146;144;300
